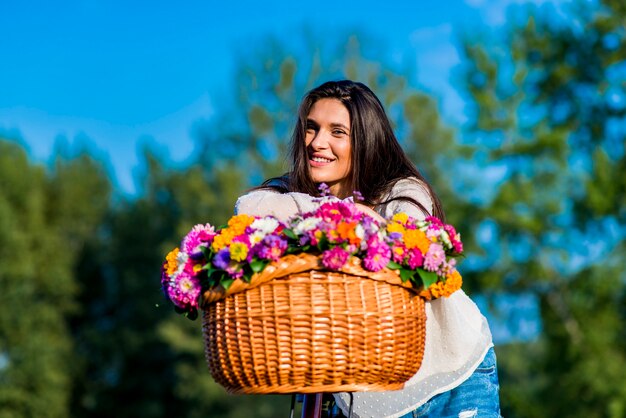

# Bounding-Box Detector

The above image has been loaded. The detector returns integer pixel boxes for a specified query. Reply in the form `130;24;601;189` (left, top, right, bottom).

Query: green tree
0;138;111;418
459;1;626;416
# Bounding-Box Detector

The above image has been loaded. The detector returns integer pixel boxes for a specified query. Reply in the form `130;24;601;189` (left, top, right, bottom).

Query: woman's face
305;98;352;198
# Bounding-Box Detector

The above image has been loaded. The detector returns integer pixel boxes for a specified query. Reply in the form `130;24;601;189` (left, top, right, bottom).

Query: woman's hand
354;203;385;222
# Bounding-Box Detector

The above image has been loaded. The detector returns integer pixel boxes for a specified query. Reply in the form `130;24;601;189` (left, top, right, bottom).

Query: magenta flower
363;239;391;271
444;224;463;253
424;243;445;271
391;243;407;263
167;270;201;310
425;216;444;228
317;201;360;223
322;247;350;270
182;223;216;256
406;248;424;269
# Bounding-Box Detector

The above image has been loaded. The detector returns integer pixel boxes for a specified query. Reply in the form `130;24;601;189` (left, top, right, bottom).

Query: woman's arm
235;190;322;222
236;190;387;223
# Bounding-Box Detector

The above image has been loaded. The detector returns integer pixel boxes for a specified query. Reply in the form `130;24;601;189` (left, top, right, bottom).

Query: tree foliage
2;3;625;416
0;139;111;418
459;1;626;416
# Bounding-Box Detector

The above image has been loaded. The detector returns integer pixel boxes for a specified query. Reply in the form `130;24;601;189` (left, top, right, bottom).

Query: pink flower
425;216;444;228
391;243;407;263
363;239;391;271
444;224;463;253
317;201;360;223
406;248;424;269
182;223;216;255
424;243;445;271
321;247;350;270
167;270;201;310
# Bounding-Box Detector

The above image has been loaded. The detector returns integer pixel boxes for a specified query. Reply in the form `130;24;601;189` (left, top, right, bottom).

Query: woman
235;80;500;418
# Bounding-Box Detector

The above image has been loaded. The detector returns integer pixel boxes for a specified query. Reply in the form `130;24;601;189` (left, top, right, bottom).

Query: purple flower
213;248;245;279
321;247;350;270
318;182;330;196
423;243;445;272
363;239;391;271
388;231;403;240
257;235;288;261
213;248;231;270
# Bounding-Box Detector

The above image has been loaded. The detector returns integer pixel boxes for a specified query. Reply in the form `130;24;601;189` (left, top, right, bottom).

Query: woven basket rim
201;253;421;307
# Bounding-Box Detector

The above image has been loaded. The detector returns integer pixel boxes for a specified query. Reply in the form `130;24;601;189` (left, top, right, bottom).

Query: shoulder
376;177;434;220
388;177;430;196
235;189;280;214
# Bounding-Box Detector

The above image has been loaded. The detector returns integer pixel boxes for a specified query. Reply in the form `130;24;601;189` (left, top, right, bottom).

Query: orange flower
227;214;255;235
165;248;180;275
428;270;463;298
337;221;360;245
211;214;256;251
404;229;430;253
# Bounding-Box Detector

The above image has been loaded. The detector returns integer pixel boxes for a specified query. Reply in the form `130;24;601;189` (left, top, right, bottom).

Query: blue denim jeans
400;347;501;418
320;347;501;417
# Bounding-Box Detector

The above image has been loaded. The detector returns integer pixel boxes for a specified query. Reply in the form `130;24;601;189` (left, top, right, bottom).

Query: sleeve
234;190;322;222
376;178;434;221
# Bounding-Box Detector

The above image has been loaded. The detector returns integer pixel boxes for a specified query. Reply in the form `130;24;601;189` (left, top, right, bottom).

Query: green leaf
284;229;297;239
399;268;416;283
221;278;234;290
417;269;438;288
250;259;269;273
387;261;402;270
200;245;213;258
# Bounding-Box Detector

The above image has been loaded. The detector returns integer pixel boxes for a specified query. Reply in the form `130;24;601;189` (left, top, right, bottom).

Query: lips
311;156;333;163
309;153;336;167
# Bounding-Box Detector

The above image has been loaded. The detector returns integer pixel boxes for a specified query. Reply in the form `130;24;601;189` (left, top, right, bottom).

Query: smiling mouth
310;156;334;163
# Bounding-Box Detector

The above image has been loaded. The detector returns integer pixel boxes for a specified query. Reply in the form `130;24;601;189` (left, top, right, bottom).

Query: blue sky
0;0;547;194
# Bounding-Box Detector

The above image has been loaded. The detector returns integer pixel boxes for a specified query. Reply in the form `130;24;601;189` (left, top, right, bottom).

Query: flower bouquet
161;197;464;393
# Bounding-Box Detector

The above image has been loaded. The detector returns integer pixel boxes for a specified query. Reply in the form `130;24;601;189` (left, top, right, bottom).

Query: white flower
251;217;280;234
440;230;452;249
293;217;322;234
174;251;188;277
355;224;365;240
249;231;265;245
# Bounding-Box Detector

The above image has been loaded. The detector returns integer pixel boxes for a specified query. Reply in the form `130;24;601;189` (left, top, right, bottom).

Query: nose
308;129;330;150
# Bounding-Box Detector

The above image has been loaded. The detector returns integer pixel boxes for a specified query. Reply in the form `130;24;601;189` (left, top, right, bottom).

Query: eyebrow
306;118;350;131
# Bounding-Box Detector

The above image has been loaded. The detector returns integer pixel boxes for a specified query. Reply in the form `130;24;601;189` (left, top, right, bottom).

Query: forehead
308;98;350;125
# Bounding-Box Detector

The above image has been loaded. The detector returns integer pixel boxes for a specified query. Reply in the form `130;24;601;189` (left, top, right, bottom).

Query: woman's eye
332;129;346;136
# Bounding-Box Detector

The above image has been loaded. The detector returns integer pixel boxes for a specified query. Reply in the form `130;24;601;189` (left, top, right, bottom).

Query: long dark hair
261;80;445;220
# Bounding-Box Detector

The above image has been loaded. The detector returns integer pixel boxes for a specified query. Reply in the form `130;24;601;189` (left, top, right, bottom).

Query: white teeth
312;157;333;163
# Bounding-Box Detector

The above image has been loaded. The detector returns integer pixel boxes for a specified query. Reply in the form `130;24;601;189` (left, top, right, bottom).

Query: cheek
338;142;352;163
304;132;312;146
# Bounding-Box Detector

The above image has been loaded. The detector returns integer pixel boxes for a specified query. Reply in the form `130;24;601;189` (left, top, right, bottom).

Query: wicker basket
201;253;426;394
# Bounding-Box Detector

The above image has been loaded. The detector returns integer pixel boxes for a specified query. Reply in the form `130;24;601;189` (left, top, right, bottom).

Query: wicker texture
201;254;426;394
